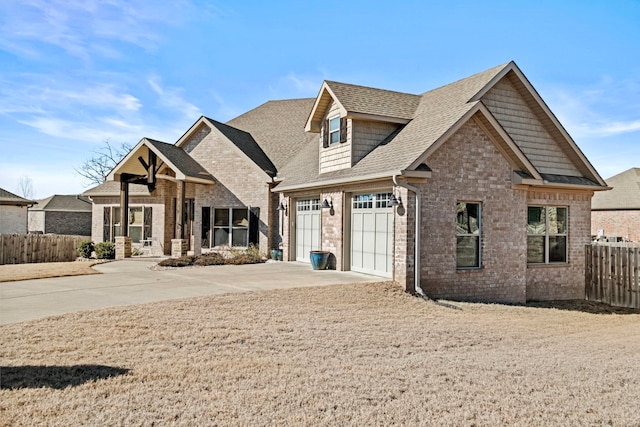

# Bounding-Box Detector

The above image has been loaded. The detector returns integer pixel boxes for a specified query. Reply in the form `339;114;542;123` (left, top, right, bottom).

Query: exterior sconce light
321;198;333;209
276;201;288;215
390;194;402;207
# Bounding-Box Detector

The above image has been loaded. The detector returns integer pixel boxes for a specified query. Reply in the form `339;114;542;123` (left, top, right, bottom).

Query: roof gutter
393;174;427;298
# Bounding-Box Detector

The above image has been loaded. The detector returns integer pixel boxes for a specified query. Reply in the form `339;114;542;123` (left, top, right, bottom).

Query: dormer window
329;116;340;144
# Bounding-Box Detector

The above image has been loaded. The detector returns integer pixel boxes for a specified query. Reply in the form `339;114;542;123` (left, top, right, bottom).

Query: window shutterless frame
527;206;568;264
456;202;482;269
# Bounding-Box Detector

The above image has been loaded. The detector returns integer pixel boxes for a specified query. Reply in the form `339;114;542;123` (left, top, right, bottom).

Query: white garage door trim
351;192;393;278
295;198;321;262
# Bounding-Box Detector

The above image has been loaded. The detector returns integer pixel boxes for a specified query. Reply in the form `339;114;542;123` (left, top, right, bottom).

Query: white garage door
295;198;321;262
351;193;394;277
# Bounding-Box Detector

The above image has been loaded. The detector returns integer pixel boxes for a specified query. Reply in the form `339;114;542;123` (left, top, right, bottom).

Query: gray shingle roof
592;168;640;210
227;99;317;171
144;138;213;182
203;118;277;177
0;187;34;206
30;195;92;211
276;63;511;189
325;81;421;119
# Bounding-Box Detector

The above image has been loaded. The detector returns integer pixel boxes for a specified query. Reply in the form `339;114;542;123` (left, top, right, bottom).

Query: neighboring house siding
186;124;273;253
43;212;91;235
351;120;398;166
592;210;640;242
0;206;28;234
319;101;351;173
28;211;45;233
419;119;528;303
482;75;581;177
525;190;592;300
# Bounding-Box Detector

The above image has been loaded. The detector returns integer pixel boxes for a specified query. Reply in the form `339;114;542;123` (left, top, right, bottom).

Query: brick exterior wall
591;210;640;242
186;124;273;254
44;212;91;235
525;191;592;301
0;205;28;234
418;119;529;303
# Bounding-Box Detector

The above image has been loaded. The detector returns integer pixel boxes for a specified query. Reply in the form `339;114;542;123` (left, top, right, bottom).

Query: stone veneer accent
115;236;132;259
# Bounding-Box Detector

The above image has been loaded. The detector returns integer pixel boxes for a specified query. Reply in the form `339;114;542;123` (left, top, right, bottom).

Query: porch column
171;180;187;258
115;180;132;259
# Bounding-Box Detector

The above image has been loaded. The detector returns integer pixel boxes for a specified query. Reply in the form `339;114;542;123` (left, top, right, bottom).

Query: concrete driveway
0;260;379;325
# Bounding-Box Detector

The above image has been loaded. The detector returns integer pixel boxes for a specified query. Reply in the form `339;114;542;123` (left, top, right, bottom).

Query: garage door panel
351;193;393;278
296;199;321;262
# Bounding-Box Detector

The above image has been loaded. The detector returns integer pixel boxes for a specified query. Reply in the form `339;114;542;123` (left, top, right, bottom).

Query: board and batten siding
319;101;351;173
482;76;581;177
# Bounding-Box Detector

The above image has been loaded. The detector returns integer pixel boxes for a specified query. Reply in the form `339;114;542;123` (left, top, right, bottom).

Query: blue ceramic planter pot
310;251;330;270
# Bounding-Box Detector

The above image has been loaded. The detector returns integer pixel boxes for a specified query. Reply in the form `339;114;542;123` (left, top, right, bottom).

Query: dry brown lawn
1;282;639;426
0;261;102;282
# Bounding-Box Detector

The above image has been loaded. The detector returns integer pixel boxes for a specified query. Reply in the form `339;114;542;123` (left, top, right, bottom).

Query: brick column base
171;239;188;258
115;236;132;260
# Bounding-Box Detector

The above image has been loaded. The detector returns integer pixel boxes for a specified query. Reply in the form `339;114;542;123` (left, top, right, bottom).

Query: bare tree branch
76;141;132;186
16;175;35;199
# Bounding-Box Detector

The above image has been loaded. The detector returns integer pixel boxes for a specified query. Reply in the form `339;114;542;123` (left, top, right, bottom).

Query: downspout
393;174;427;298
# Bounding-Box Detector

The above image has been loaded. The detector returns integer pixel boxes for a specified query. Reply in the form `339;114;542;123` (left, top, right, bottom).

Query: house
28;195;92;236
591;167;640;241
0;187;35;234
84;61;608;303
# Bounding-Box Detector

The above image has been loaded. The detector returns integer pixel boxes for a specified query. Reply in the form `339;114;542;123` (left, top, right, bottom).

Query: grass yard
1;282;639;426
0;261;102;282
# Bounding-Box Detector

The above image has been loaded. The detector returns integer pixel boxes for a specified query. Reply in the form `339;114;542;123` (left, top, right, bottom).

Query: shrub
194;253;226;266
95;242;115;260
227;244;265;265
158;256;196;267
77;240;94;258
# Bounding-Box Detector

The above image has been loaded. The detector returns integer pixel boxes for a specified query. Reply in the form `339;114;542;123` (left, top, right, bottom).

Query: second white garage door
295;198;321;262
351;193;393;278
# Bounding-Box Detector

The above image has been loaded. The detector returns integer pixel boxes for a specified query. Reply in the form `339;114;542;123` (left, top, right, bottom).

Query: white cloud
544;76;640;139
0;0;197;59
147;76;201;121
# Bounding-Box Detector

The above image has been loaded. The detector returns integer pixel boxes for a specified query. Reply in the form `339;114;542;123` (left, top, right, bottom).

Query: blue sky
1;0;639;198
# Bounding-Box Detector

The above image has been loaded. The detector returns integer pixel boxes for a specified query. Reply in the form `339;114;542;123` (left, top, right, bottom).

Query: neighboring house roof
277;61;607;191
0;187;34;206
592;168;640;210
107;138;214;184
29;195;92;212
227;98;317;171
83;181;152;197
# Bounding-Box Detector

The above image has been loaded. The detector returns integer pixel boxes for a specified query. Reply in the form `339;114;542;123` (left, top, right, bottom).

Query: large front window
202;207;258;248
456;202;481;268
527;206;568;264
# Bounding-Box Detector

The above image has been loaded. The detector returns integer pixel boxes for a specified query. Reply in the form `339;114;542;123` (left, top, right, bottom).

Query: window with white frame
456;202;481;268
527;206;568;264
329;116;340;144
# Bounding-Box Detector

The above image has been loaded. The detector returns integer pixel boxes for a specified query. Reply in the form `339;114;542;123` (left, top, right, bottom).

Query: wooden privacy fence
585;243;640;309
0;234;90;265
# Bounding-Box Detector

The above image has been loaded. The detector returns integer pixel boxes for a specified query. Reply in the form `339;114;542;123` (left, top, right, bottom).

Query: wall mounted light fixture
276;201;288;215
321;197;333;209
